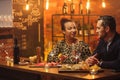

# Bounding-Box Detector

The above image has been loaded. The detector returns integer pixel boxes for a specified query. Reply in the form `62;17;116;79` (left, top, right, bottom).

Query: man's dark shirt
93;32;120;70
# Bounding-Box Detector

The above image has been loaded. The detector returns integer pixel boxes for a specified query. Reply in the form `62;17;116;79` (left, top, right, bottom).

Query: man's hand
85;55;99;66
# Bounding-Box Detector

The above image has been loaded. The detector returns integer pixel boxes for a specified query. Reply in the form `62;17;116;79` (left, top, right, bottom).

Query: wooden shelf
51;14;99;48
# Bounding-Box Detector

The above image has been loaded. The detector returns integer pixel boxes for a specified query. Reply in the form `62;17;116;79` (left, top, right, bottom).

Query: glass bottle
83;24;88;36
90;23;94;35
62;1;68;14
13;38;20;64
70;2;75;14
78;23;82;35
79;0;83;14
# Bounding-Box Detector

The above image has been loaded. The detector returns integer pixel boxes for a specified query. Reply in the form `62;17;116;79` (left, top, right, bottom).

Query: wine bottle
78;23;82;35
13;38;20;64
90;23;94;34
79;0;83;14
62;2;68;14
70;2;75;14
84;24;88;36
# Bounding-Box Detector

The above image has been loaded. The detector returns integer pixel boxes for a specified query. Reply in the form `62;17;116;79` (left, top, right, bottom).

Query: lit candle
45;64;49;72
90;69;98;75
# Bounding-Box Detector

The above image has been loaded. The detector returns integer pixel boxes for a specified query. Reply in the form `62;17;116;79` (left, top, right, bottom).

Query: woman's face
63;21;77;38
96;20;107;39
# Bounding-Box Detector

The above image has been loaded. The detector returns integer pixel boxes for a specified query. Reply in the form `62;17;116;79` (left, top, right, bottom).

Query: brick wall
44;0;120;48
0;28;14;63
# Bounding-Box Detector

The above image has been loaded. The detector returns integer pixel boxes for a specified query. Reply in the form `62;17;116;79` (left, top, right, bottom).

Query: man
85;15;120;70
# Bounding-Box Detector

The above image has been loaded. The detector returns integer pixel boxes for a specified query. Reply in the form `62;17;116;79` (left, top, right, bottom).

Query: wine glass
49;52;54;57
75;52;81;64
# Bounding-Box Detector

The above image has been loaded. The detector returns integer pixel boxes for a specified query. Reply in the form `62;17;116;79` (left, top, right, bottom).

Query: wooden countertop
0;63;120;80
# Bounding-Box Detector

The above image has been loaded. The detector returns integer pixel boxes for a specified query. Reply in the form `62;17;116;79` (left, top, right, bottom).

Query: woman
47;18;91;64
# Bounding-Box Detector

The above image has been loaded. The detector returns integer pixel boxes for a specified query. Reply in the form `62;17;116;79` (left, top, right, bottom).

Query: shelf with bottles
0;27;14;39
78;23;96;36
51;14;99;47
62;0;84;15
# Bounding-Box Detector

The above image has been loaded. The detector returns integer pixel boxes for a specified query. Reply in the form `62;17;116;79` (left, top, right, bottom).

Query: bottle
13;38;20;64
70;2;75;14
36;46;41;63
62;1;68;14
78;23;82;35
79;0;83;14
83;24;88;36
90;23;94;34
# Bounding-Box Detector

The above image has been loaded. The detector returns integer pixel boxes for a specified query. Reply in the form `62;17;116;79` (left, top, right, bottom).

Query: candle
90;69;98;75
45;64;49;72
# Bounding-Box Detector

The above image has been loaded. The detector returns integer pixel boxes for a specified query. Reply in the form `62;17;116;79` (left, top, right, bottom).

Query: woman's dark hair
98;15;116;32
60;18;72;31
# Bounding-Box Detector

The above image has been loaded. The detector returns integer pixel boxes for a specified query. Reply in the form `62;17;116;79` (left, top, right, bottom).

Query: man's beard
99;33;107;40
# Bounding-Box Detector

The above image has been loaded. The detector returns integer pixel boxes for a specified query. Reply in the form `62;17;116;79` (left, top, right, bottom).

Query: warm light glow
26;4;29;10
86;0;90;10
80;0;83;9
91;75;95;79
46;0;49;10
102;0;106;8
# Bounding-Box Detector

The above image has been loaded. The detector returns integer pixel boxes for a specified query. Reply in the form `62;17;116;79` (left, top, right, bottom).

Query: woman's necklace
65;38;78;46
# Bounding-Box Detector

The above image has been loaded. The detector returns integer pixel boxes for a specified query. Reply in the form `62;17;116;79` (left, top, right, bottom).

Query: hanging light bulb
86;0;90;10
86;0;90;14
102;0;106;8
26;4;29;10
46;0;49;10
26;0;29;10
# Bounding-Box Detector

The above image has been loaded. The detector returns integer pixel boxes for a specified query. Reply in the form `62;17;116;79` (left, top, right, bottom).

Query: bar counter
0;63;120;80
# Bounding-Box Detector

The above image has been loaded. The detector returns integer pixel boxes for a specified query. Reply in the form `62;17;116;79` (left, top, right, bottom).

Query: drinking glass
89;68;98;75
75;52;81;64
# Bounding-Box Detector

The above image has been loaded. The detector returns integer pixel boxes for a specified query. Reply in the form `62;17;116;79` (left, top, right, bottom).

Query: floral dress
47;40;91;64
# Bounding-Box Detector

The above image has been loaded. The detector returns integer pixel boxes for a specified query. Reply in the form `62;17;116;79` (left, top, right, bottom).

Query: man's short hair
98;15;116;32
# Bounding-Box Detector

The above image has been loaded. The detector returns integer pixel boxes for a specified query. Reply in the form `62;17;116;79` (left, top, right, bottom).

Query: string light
86;0;90;10
46;0;49;10
102;0;106;8
26;4;29;10
26;0;29;10
86;0;90;14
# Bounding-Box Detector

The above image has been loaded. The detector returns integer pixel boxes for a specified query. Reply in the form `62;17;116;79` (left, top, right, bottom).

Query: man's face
96;20;107;39
63;21;77;38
